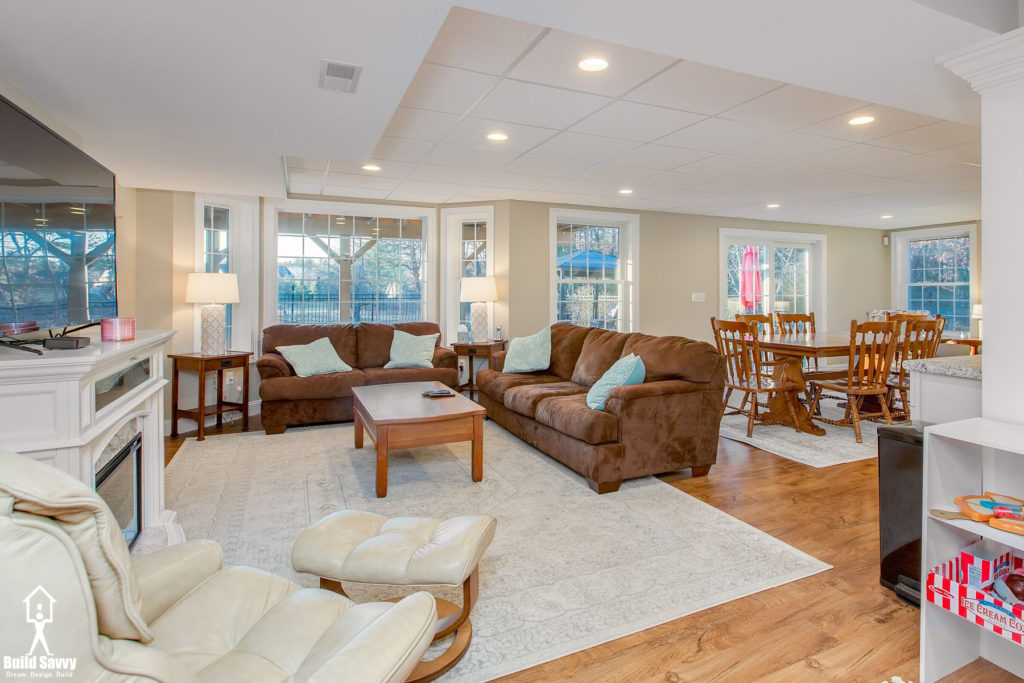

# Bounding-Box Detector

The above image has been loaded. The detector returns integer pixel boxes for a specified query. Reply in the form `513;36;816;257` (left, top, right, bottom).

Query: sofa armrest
256;352;292;380
133;540;223;623
297;591;438;683
432;347;458;370
492;350;506;372
604;377;725;470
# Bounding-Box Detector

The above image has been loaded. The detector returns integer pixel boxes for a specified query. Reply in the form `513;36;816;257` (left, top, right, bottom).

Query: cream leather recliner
0;451;438;682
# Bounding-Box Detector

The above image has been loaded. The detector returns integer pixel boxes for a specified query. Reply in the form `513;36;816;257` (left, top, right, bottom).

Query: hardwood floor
164;423;1018;682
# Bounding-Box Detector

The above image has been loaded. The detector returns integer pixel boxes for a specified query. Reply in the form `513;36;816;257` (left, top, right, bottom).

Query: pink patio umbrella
740;245;762;313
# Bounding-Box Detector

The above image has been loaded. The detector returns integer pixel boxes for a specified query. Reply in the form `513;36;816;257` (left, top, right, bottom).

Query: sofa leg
263;424;287;435
691;464;712;477
586;478;622;494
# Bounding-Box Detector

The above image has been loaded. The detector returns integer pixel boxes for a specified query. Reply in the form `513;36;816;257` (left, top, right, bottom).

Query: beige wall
494;200;889;343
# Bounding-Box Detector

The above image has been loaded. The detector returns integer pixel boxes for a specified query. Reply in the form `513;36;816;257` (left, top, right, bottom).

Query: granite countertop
903;355;982;380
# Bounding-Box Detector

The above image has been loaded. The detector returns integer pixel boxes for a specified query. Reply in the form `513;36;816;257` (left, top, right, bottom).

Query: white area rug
164;421;830;681
719;395;900;467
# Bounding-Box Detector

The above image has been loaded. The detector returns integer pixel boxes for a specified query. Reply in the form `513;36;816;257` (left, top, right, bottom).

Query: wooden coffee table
351;381;486;498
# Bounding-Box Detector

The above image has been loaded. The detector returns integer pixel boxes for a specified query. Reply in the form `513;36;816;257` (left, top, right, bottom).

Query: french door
720;230;823;321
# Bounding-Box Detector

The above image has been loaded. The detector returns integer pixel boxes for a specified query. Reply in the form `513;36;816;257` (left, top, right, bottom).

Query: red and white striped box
926;549;1024;648
960;539;1014;590
101;317;136;342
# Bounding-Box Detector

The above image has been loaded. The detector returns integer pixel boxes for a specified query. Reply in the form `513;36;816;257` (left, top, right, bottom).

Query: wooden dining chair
775;312;816;334
735;313;775;336
886;318;944;421
711;317;801;438
807;320;899;443
888;312;946;356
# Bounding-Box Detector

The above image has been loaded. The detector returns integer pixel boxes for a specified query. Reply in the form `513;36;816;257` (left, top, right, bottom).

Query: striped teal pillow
277;337;352;377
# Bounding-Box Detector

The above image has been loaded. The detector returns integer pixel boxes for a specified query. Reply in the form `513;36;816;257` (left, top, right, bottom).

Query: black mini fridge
877;424;924;605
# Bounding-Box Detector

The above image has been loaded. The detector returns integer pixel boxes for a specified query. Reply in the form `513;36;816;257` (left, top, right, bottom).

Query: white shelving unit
921;417;1024;681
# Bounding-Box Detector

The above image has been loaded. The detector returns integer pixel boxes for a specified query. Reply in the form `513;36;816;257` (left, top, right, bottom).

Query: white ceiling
0;0;994;228
286;8;981;229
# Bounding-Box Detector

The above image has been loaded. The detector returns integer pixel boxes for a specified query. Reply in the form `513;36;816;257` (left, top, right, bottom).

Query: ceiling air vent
319;60;362;93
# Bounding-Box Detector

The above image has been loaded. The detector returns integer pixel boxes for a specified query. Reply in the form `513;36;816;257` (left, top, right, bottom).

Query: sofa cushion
355;322;442;369
504;381;587;418
384;330;439;369
535;394;619;445
548;323;592;380
263;324;357;368
571;328;630;387
622;333;723;383
503;326;551;373
260;370;367;401
277;337;353;377
476;369;562;404
362;367;458;387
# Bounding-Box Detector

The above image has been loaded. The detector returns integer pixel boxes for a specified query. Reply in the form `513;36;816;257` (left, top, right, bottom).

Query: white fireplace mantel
0;330;182;543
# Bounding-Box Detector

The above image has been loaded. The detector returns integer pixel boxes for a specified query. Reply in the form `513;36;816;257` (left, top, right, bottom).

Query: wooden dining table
754;331;854;436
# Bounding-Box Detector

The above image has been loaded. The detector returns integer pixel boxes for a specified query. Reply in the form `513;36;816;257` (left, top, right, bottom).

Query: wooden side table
169;351;251;440
450;341;507;398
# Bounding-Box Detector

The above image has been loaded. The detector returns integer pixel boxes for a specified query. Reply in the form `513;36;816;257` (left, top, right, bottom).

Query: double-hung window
201;204;232;346
551;210;638;332
267;201;434;326
891;224;978;335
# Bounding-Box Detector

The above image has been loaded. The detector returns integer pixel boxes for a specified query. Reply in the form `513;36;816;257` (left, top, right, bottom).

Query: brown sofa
256;322;458;434
476;323;726;494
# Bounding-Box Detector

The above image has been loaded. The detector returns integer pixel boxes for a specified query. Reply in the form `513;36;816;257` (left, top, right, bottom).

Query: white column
942;29;1024;424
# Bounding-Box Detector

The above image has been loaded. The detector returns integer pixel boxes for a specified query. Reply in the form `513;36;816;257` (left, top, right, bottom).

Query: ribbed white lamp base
199;303;227;356
470;302;488;342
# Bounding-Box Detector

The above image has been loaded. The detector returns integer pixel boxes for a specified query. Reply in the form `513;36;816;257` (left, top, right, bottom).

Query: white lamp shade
972;304;983;318
185;273;240;304
460;276;497;303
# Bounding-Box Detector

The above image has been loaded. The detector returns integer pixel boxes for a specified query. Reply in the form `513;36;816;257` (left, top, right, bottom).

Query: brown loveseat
256;322;458;434
476;323;726;494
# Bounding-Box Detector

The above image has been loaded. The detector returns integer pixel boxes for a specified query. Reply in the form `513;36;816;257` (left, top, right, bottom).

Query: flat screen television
0;94;116;331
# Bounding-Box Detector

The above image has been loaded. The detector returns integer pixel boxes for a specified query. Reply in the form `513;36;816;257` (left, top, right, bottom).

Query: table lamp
185;273;239;355
972;304;983;340
460;276;497;343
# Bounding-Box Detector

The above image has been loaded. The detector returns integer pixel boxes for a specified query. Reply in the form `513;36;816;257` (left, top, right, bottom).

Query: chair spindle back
775;312;816;335
844;320;898;390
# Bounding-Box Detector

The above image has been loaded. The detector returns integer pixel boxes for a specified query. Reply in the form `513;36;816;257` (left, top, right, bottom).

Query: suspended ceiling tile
421;142;520;170
399;63;498;114
503;154;595;177
870;120;980;153
571;101;705;142
506;29;675;97
424;7;545;76
925;141;981;165
470;79;611;129
721;84;867;130
626;61;782;115
571;163;659;183
730;132;852;163
372;137;436;163
799;104;940;142
529;131;637;162
611;144;713;170
443;117;558;152
382;107;461;142
322;171;402;191
854;154;962;179
805;143;911;170
656;117;787;153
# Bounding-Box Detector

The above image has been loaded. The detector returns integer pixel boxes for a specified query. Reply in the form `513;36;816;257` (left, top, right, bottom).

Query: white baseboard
163;399;261;436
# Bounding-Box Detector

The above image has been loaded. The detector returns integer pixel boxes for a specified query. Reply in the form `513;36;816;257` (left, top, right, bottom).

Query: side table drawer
214;355;248;369
465;347;484;356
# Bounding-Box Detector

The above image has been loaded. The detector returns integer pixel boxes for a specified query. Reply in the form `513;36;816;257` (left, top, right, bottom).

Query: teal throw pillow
277;337;352;377
385;330;439;369
587;353;645;410
503;326;551;373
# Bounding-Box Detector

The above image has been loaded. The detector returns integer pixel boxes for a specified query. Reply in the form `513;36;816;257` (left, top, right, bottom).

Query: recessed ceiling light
848;115;875;126
618;188;633;195
361;164;381;171
578;57;609;72
766;203;780;209
486;132;508;141
881;214;893;219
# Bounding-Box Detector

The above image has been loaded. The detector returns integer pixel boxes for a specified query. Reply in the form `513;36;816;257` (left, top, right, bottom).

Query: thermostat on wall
691;292;706;303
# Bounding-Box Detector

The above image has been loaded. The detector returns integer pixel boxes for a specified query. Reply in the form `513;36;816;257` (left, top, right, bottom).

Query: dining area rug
718;395;902;467
160;421;830;682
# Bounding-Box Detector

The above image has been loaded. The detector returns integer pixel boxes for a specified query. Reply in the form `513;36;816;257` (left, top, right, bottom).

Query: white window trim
890;223;979;335
440;205;494;343
261;198;437;329
717;227;828;323
194;194;259;353
549;208;640;332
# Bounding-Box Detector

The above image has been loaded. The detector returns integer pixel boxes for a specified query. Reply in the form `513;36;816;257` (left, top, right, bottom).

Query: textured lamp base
199;304;227;356
470;302;488;343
